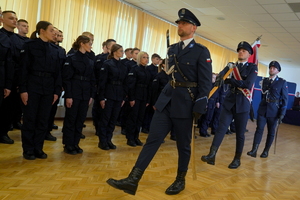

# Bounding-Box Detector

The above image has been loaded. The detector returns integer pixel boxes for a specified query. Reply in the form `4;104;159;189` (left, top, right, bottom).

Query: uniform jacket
221;62;258;113
98;58;128;101
19;38;62;95
127;64;152;102
258;76;288;118
0;33;13;90
62;51;96;100
155;39;212;118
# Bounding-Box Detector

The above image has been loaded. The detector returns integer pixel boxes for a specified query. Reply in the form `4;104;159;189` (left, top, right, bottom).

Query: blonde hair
136;51;148;66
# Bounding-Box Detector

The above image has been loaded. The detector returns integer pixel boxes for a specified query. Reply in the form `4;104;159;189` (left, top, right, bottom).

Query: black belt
266;98;279;103
137;83;148;88
31;71;52;78
169;80;197;88
73;75;90;81
109;80;122;85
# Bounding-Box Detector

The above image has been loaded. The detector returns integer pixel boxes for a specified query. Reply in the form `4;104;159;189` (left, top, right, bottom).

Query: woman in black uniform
19;21;62;160
126;51;152;147
97;44;128;150
62;35;95;155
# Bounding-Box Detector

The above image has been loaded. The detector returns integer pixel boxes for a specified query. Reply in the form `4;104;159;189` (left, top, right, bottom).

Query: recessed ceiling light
217;17;225;20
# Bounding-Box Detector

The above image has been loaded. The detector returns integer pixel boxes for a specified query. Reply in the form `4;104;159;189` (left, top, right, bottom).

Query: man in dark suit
247;61;288;158
201;41;258;169
106;8;212;195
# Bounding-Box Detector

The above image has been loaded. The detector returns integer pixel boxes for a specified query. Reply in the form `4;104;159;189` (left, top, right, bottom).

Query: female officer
126;51;152;147
19;21;61;160
97;44;128;150
62;35;95;155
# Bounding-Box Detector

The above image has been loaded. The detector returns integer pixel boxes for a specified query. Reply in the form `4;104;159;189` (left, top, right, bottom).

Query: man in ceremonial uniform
201;41;258;169
106;8;212;195
247;61;288;158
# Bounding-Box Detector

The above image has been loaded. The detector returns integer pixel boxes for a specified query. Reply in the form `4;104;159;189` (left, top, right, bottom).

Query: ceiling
122;0;300;69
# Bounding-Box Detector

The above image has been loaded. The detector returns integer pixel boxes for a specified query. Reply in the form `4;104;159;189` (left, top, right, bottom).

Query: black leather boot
165;171;187;195
247;144;259;157
260;146;270;158
201;145;218;165
106;167;144;195
228;152;241;169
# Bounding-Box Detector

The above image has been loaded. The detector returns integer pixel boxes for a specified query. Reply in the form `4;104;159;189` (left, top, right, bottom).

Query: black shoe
127;140;136;147
106;167;144;195
83;124;86;128
135;139;143;146
211;131;215;135
165;171;186;195
13;122;23;130
34;150;47;159
228;158;241;169
45;133;57;141
74;145;83;153
52;124;58;129
226;129;232;134
80;133;86;139
107;141;116;149
260;150;269;158
200;133;211;137
23;151;36;160
64;145;77;155
230;129;236;133
98;142;110;150
0;135;14;144
95;131;99;136
170;135;176;141
141;128;149;134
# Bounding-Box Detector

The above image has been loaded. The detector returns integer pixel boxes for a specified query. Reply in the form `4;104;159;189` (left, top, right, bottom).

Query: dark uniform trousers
199;97;216;134
134;103;192;171
212;104;249;154
253;114;277;147
126;100;147;141
98;99;122;143
48;98;60;132
22;92;53;151
62;98;89;146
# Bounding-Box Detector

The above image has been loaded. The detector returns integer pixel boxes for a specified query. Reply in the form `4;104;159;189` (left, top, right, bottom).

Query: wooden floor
0;119;300;200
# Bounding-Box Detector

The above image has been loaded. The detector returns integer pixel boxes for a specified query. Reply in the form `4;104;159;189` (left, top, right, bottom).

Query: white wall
278;67;300;94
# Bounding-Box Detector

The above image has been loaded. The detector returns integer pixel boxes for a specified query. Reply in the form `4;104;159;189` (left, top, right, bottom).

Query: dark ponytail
72;35;90;50
30;21;52;39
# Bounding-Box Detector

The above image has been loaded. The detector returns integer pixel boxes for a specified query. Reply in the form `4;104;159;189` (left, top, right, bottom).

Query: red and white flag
248;39;261;64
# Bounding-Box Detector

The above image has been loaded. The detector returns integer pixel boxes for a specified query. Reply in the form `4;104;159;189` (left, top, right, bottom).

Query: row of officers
0;10;174;160
1;10;288;163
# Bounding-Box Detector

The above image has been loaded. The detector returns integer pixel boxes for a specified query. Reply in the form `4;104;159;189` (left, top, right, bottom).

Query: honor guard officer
201;41;258;169
247;61;288;158
107;8;212;195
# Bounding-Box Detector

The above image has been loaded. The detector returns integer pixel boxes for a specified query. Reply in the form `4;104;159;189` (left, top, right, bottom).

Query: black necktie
179;41;184;52
270;78;273;84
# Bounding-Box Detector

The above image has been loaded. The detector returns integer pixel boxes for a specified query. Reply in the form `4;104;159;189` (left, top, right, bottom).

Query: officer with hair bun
202;41;258;169
247;60;288;158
